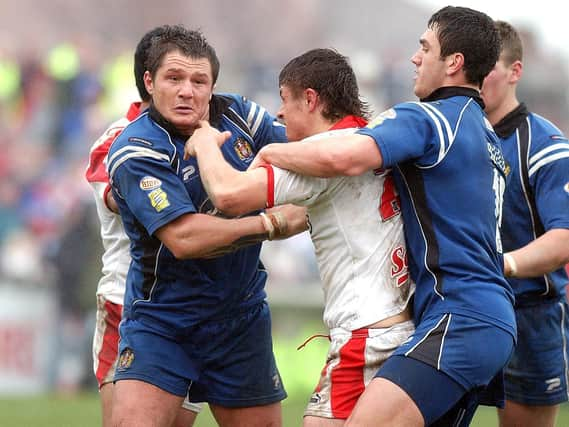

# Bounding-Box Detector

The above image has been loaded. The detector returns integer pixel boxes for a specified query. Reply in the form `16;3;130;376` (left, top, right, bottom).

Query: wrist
259;212;288;240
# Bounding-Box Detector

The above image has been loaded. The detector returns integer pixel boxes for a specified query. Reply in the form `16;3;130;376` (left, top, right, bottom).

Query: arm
155;211;287;259
186;121;268;216
249;134;383;178
504;228;569;278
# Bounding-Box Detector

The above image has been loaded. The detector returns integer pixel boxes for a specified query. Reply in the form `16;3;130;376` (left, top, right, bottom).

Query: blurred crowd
1;1;568;392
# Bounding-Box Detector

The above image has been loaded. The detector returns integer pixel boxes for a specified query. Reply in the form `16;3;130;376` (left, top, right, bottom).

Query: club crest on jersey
234;137;253;160
139;176;162;191
117;348;134;370
148;188;170;212
368;108;396;129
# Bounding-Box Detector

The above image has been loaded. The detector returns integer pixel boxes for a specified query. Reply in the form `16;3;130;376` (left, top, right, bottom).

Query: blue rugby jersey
358;87;516;337
106;94;287;330
493;103;569;304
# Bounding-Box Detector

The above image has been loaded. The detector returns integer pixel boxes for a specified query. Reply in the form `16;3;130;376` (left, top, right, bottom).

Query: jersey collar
329;115;368;130
420;86;485;110
492;103;529;138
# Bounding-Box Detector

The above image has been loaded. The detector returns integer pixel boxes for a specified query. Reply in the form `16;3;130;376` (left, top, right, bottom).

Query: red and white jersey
85;102;141;305
268;117;414;330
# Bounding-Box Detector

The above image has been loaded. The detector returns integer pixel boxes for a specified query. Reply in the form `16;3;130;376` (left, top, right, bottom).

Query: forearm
194;139;267;216
504;228;569;278
266;205;308;239
255;134;382;178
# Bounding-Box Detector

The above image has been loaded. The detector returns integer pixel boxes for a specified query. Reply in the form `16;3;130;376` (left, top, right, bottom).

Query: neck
487;95;520;126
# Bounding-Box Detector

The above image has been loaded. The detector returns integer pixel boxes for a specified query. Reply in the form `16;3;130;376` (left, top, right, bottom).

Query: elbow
210;189;248;217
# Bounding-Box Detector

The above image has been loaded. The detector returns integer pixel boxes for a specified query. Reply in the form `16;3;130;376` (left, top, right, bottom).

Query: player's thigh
210;402;282;427
498;400;560;427
173;404;200;427
112;379;184;427
99;382;114;427
345;377;423;427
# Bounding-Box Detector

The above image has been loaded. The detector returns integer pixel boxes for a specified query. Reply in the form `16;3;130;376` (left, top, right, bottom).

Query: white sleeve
273;165;328;206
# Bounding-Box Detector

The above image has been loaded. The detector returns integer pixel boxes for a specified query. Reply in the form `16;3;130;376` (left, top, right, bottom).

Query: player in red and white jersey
185;48;415;425
85;27;201;427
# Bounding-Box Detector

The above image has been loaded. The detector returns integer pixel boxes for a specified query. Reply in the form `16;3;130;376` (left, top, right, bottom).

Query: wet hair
495;20;523;65
134;26;168;102
144;25;220;85
278;48;370;121
428;6;499;87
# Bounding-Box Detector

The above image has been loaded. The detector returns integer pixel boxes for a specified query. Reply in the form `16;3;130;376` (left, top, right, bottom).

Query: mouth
174;105;193;113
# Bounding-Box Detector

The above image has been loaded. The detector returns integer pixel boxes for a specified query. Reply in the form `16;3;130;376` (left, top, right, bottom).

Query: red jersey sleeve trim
257;164;275;208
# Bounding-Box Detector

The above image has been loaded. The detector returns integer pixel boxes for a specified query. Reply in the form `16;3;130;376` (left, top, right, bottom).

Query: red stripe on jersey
330;328;368;418
95;300;122;387
257;164;275;208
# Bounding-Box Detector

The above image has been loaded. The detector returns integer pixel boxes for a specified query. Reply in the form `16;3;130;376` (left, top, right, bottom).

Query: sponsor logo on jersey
117;348;134;371
368;108;396;129
545;377;561;393
139;176;162;191
148;188;170;212
564;182;569;194
182;165;196;181
504;162;511;177
391;246;409;287
234;137;253;160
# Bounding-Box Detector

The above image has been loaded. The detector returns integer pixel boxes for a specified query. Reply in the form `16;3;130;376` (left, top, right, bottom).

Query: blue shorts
505;297;569;405
376;313;514;424
114;301;286;407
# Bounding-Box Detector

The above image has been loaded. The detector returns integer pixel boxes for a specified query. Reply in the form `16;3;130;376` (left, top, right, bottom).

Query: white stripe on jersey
415;102;447;162
529;152;569;177
108;146;170;180
246;101;258;130
251;105;266;137
530;143;569;164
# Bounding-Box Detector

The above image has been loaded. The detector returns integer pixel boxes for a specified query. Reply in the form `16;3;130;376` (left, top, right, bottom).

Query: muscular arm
504;228;569;278
155;212;269;259
188;124;268;216
250;134;383;178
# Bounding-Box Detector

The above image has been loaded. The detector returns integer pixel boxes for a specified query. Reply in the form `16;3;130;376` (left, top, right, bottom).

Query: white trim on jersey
251;105;266;137
108;147;171;181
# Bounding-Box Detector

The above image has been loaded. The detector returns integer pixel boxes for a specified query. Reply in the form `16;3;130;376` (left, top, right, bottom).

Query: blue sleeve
109;137;196;236
529;132;569;231
223;93;287;149
357;103;439;168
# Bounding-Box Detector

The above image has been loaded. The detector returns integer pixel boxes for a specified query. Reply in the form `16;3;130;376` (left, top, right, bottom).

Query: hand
184;120;232;160
266;204;309;239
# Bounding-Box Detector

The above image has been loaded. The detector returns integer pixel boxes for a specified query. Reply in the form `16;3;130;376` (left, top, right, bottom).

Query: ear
509;60;523;84
305;88;319;112
144;70;153;95
446;52;465;77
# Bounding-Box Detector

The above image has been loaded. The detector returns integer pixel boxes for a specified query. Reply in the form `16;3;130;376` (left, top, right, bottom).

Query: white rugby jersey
85;103;141;305
268;118;414;330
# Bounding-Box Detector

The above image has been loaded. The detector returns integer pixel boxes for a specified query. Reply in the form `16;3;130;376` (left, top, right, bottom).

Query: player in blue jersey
250;6;516;426
106;25;307;427
481;21;569;427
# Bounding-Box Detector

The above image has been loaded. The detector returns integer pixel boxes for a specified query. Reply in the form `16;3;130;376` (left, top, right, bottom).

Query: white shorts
92;296;202;413
304;320;415;420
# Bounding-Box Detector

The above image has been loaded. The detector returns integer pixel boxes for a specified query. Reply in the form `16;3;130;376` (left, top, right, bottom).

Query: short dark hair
278;48;370;121
145;25;220;85
428;6;499;88
134;26;168;102
495;20;523;65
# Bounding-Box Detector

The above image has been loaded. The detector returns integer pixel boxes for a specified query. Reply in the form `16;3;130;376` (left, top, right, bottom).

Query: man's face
481;56;512;116
145;50;213;134
411;27;447;99
277;84;311;141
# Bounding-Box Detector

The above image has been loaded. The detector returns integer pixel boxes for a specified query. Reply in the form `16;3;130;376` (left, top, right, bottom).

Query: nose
179;80;194;98
410;50;421;66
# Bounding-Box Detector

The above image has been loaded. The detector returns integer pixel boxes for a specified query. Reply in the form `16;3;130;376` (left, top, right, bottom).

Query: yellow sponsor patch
148;188;170;212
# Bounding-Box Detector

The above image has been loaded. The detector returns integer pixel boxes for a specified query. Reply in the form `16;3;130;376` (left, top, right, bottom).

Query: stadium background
1;0;568;425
